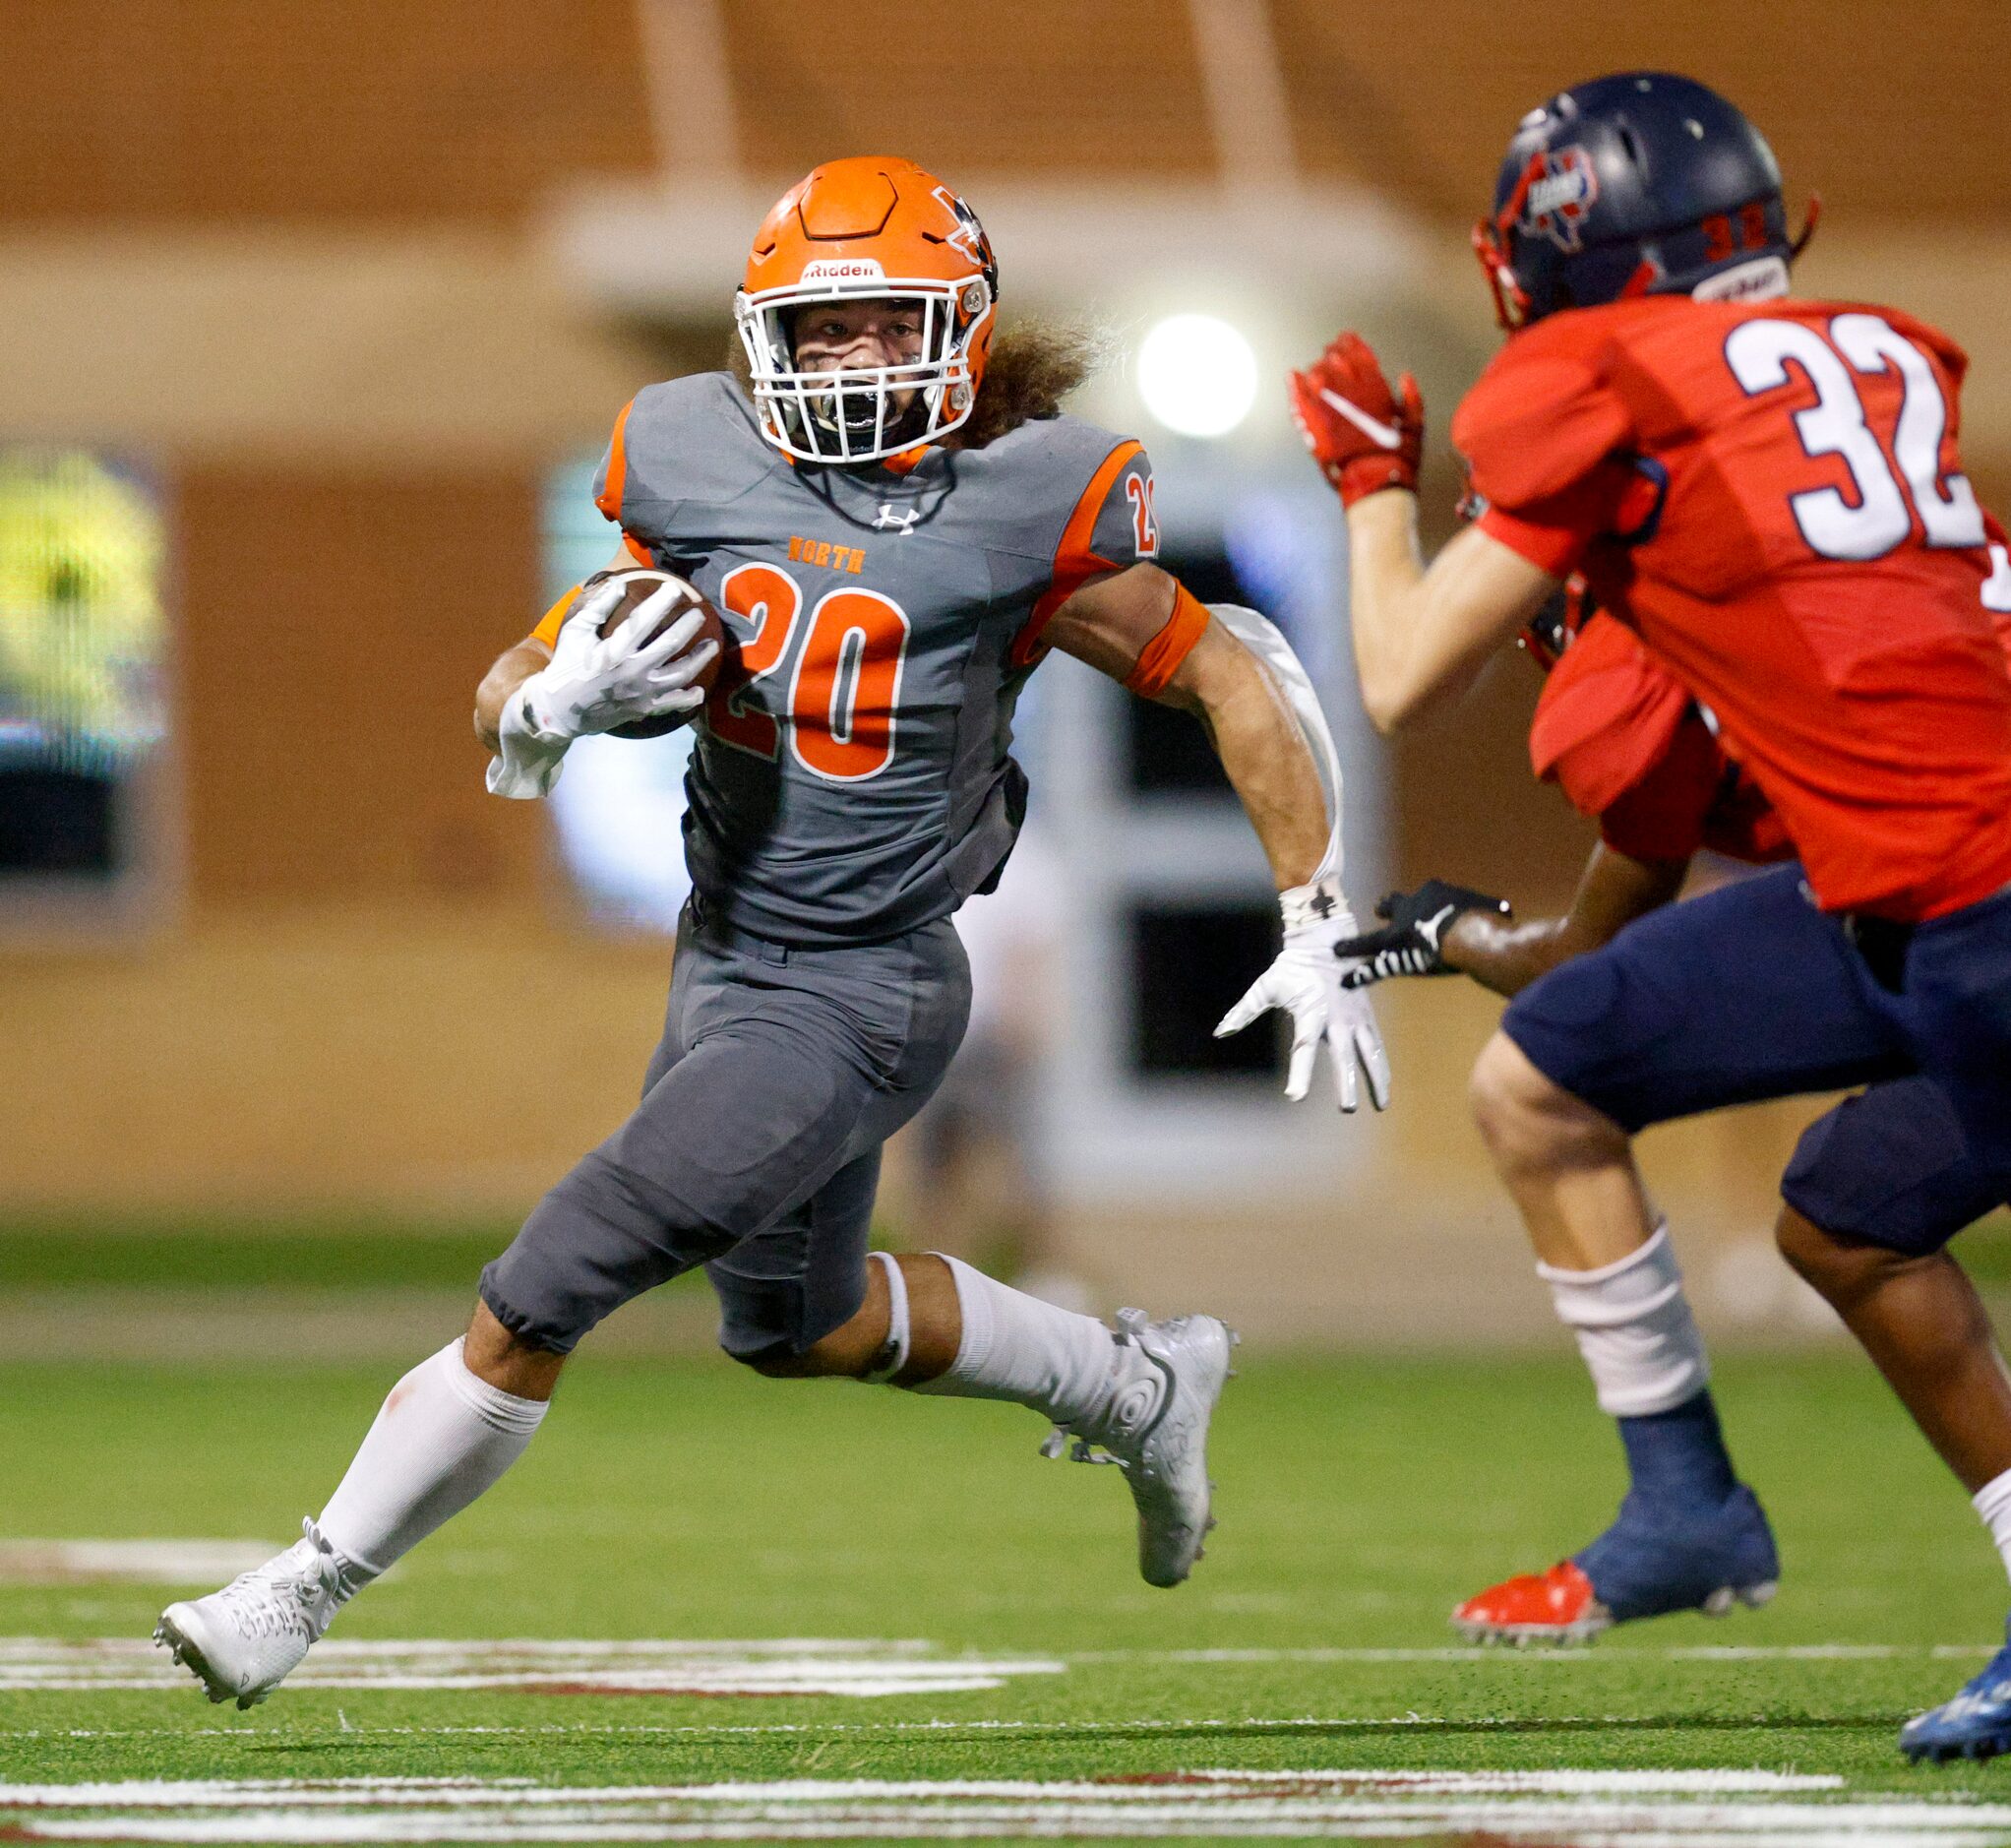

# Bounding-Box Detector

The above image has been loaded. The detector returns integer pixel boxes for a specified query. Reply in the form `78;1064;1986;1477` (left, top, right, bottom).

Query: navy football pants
1501;864;2011;1255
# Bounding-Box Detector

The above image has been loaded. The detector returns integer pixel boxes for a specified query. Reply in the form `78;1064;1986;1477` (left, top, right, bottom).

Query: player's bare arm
1346;500;1561;732
1288;334;1558;733
1442;846;1687;998
1044;559;1390;1112
473;639;550;752
1043;564;1328;889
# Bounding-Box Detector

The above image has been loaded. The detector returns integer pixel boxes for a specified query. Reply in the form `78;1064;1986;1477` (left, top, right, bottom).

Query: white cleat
154;1518;348;1708
1044;1309;1236;1588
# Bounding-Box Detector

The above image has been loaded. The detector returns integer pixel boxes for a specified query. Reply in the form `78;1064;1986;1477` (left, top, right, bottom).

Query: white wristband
1280;877;1350;935
486;683;572;800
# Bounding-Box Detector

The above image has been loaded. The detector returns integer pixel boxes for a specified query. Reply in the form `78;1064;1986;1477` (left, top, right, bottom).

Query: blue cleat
1453;1393;1780;1645
1574;1479;1781;1623
1902;1623;2011;1764
1455;1481;1780;1643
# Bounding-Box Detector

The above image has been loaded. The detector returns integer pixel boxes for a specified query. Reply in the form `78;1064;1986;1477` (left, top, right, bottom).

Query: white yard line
0;1772;1853;1803
7;1770;2011;1847
0;1638;1061;1699
0;1714;1912;1744
0;1634;1989;1694
1068;1643;1987;1664
0;1542;274;1585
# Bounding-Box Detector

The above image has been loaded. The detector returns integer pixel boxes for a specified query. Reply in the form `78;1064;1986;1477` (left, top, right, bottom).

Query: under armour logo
1310;889;1337;920
873;504;920;534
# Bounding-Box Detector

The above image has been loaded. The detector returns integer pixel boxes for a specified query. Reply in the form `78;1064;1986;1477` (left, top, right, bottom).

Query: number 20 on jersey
704;563;911;782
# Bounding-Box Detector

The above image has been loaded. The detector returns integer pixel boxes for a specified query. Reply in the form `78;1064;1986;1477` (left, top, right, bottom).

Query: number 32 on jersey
704;563;911;782
1725;313;1986;562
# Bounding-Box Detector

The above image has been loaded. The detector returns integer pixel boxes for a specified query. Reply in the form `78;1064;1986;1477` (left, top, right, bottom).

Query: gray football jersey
588;372;1159;944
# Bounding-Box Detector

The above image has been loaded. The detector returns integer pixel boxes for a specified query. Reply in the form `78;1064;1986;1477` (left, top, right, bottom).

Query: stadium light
1135;313;1259;439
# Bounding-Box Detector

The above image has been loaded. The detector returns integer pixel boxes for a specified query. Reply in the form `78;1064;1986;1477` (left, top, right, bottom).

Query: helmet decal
1518;148;1601;253
932;185;997;286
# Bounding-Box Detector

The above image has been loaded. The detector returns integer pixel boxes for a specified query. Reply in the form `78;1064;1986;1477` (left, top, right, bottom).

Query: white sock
1537;1222;1709;1417
1974;1467;2011;1583
316;1338;548;1583
910;1254;1131;1430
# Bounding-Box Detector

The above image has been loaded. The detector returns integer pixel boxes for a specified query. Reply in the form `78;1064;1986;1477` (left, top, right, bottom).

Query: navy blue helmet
1474;72;1815;329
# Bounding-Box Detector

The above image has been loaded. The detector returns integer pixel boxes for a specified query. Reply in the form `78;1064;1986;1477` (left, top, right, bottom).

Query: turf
6;1347;2011;1836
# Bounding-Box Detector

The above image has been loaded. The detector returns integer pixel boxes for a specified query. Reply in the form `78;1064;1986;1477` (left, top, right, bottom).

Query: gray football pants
480;902;971;1362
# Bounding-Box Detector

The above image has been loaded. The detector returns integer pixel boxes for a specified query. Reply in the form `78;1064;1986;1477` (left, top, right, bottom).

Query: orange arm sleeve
1124;584;1210;696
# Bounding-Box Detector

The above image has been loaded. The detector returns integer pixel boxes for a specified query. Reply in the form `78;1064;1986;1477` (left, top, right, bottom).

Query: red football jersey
1455;295;2011;920
1528;613;1791;865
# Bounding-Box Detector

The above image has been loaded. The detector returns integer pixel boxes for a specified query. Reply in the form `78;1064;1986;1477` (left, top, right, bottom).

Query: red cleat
1452;1559;1612;1645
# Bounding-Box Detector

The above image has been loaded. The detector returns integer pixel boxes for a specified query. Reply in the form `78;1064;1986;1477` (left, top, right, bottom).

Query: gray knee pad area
480;910;969;1356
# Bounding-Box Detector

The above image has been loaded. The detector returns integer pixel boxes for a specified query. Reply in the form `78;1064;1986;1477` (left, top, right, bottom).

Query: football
587;569;726;740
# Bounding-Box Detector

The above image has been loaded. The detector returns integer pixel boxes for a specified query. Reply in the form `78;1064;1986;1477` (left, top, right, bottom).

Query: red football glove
1288;333;1424;508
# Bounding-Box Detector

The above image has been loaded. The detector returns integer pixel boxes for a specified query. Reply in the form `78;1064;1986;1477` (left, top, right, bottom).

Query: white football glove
1214;878;1394;1113
487;579;718;800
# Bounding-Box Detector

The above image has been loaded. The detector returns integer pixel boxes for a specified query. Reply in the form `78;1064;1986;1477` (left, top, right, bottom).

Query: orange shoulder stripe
594;399;636;522
1125;583;1209;696
1009;439;1142;668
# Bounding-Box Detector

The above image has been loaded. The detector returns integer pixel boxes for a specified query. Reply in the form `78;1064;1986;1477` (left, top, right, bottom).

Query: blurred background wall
2;0;2004;1343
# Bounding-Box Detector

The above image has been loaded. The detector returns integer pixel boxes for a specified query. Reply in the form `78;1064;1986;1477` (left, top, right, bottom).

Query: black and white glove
1215;878;1393;1112
1332;880;1511;989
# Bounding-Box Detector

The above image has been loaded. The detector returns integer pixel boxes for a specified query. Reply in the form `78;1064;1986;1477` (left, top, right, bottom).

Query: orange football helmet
734;155;999;464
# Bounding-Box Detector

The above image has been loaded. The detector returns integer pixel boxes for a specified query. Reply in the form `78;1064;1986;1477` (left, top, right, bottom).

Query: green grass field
9;1337;2011;1841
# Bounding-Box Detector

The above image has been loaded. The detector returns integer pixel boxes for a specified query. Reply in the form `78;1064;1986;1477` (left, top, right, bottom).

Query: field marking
0;1639;1061;1700
0;1542;274;1586
0;1715;1906;1746
0;1771;1855;1802
0;1633;1991;1700
14;1769;2011;1846
1067;1643;1992;1664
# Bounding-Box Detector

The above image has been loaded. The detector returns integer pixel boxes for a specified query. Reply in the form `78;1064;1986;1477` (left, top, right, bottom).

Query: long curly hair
952;321;1100;448
724;319;1100;452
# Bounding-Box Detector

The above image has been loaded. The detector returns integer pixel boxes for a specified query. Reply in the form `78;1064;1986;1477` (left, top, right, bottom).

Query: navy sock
1612;1388;1738;1512
1575;1389;1776;1618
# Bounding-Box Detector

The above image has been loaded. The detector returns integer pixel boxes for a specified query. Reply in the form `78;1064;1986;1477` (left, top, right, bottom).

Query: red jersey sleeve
1455;318;1645;578
1595;716;1725;863
1528;615;1692;815
1528;615;1790;865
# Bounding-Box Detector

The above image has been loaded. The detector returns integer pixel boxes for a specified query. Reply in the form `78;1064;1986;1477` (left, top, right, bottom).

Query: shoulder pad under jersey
965;413;1159;568
1453;309;1639;514
593;373;776;531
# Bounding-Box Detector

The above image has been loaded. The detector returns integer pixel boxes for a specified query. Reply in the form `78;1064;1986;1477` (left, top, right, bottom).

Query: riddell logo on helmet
1520;148;1600;252
801;259;885;282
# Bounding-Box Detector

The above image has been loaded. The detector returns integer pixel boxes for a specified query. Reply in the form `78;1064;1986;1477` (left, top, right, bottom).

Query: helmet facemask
735;275;995;465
